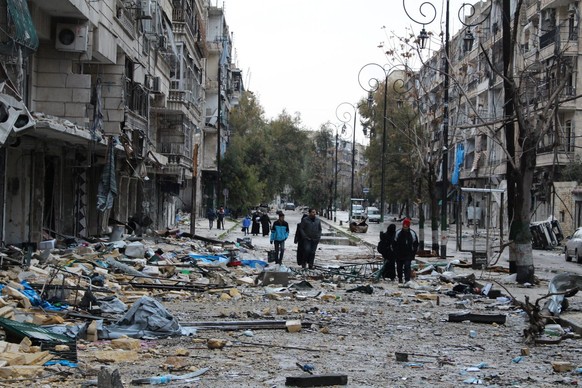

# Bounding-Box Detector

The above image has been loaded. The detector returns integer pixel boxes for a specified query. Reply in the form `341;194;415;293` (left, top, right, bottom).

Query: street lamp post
332;123;351;223
357;63;393;223
403;0;486;259
336;102;357;222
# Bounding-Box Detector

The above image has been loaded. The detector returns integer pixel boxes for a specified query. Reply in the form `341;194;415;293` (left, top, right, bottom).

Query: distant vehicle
352;204;365;215
284;202;295;210
366;206;381;223
564;227;582;263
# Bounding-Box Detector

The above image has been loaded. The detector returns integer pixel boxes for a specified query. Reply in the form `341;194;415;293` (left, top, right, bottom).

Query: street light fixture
403;0;490;259
335;102;357;222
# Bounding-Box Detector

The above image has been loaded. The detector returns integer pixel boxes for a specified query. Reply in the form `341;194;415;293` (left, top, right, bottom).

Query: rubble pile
0;229;580;387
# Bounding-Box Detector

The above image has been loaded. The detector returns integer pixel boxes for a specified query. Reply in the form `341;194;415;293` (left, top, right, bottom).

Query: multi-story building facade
0;0;241;246
202;5;242;212
415;0;582;237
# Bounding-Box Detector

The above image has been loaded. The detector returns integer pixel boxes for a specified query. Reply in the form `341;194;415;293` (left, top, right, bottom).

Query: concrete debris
0;214;579;386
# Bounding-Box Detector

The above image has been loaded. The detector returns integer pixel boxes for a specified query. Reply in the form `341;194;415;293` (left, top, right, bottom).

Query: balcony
158;142;193;177
539;25;578;59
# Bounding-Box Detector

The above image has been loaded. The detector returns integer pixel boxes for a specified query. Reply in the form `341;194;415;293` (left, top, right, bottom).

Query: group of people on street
377;218;419;283
260;208;323;269
206;206;226;230
250;210;271;236
294;208;322;269
205;205;418;278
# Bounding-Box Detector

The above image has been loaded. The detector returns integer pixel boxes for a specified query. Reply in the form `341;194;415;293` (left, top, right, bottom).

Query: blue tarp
20;281;68;311
187;253;229;264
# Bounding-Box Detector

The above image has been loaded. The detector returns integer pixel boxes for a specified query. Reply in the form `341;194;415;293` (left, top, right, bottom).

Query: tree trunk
513;142;536;283
502;0;517;274
418;178;425;251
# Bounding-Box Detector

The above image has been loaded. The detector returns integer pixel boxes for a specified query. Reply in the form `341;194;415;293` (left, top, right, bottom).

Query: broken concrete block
2;287;32;308
0;306;14;318
207;338;227;350
551;361;574;372
174;348;190;356
111;337;141;351
219;293;232;301
236;276;255;286
286;320;302;333
0;365;43;379
94;350;140;363
87;320;98;342
228;288;241;298
319;294;337;302
416;293;439;301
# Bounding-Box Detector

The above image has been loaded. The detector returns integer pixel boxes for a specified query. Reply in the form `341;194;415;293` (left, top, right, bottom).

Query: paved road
193;209;582;279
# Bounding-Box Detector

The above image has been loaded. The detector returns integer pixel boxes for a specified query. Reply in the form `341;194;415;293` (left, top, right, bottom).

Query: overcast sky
223;0;477;143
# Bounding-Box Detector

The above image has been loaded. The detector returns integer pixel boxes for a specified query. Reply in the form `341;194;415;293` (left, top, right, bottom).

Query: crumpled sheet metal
547;272;582;315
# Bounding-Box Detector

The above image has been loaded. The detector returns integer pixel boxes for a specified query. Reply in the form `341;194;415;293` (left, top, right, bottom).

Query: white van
366;207;381;223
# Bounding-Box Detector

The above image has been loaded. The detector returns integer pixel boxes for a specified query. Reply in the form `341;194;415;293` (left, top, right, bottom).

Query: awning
1;0;39;54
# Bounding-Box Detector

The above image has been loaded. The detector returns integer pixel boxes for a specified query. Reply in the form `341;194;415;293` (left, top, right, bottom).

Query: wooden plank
285;374;348;387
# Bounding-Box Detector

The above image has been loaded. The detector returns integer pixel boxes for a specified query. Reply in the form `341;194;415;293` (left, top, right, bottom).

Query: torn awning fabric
1;0;39;55
97;139;117;212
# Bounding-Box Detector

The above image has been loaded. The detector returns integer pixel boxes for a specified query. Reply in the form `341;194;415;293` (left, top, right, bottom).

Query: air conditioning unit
140;0;153;20
55;23;89;52
152;77;161;93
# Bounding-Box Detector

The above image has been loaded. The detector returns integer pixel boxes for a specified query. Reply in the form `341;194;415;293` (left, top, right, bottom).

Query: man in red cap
393;218;419;283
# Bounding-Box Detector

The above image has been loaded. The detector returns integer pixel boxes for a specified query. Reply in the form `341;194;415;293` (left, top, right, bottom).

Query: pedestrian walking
251;210;261;236
393;218;419;283
294;214;308;267
242;215;251;236
299;208;322;269
260;212;271;237
206;208;217;230
270;212;290;264
217;206;225;230
377;223;397;280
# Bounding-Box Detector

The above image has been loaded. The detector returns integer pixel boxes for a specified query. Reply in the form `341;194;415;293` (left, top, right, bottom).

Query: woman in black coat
294;214;308;267
378;223;397;280
251;211;261;236
260;213;271;236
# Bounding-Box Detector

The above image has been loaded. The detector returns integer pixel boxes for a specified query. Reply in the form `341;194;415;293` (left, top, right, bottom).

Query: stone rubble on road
0;210;580;387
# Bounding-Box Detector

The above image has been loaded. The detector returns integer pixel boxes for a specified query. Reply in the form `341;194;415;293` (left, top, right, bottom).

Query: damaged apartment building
0;0;243;247
416;0;582;240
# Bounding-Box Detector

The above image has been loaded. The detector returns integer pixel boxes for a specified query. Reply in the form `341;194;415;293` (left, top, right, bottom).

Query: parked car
352;204;365;216
284;202;295;210
564;227;582;263
366;206;381;223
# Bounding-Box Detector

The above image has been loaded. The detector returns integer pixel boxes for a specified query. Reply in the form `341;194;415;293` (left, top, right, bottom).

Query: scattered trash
296;362;314;374
346;285;373;294
130;367;210;385
546;273;582;315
